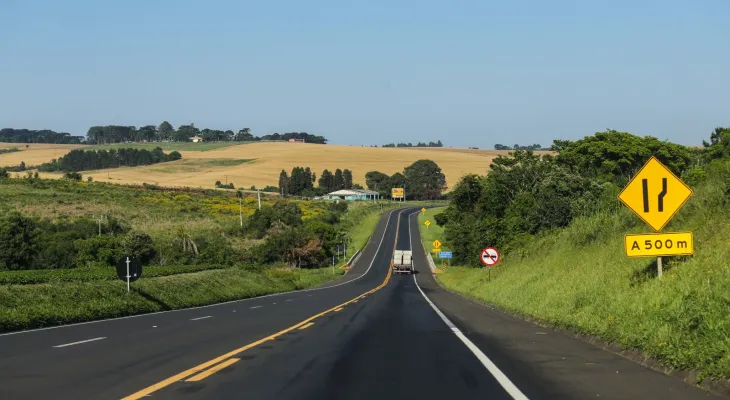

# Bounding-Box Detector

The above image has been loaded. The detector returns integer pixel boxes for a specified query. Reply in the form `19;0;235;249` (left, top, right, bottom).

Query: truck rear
392;250;413;274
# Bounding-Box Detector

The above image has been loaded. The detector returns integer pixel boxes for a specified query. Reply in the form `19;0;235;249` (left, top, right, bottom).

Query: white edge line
0;209;401;337
250;305;263;309
408;212;528;400
190;316;213;321
53;336;106;348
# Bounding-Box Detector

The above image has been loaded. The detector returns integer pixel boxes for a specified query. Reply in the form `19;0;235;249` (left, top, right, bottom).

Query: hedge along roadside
0;267;343;333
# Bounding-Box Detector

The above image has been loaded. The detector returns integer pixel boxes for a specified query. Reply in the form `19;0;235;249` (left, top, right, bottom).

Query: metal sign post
480;246;500;279
125;257;131;293
618;156;694;279
116;257;142;293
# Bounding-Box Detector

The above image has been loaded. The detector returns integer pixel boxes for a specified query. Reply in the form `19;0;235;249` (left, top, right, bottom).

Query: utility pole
257;189;262;210
96;214;105;236
237;191;243;227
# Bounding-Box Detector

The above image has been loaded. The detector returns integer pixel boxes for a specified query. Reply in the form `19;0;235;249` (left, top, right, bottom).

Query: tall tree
319;169;334;192
343;169;353;189
304;167;314;190
158;121;174;141
365;171;392;197
278;170;290;196
389;172;406;197
403;160;447;200
333;169;344;190
174;123;199;142
137;125;157;142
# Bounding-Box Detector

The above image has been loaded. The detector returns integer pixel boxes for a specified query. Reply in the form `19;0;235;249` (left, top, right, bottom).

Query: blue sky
1;0;728;147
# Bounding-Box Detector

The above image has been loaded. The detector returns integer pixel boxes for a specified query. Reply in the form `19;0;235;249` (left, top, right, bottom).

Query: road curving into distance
0;208;722;399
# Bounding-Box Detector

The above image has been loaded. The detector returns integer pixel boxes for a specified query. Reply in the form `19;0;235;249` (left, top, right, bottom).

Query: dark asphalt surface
0;207;723;399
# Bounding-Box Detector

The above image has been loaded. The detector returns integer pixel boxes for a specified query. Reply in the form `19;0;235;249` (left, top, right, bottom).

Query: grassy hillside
427;175;730;381
1;142;551;190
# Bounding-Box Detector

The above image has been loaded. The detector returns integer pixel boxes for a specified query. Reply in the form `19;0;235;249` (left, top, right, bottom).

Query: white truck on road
392;250;413;274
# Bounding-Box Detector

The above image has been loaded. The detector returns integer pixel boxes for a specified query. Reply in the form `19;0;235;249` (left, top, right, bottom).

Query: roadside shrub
121;231;157;265
328;201;348;213
35;232;81;269
74;236;122;266
195;235;236;265
0;213;41;271
0;169;8;178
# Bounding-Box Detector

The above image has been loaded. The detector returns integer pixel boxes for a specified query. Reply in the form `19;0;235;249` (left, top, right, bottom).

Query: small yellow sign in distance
392;188;404;198
433;239;442;248
624;232;694;257
618;156;693;232
424;220;431;227
422;207;427;213
432;248;441;253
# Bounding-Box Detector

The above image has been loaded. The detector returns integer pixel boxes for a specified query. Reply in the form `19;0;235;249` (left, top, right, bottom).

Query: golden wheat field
1;142;549;190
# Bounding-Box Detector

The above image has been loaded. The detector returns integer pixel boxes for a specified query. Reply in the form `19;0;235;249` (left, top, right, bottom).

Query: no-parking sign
480;247;500;267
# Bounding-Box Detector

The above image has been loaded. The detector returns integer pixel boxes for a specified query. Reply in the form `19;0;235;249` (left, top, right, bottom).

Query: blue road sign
439;251;452;259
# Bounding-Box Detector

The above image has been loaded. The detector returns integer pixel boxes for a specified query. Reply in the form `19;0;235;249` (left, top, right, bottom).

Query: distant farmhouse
322;189;380;201
190;136;203;143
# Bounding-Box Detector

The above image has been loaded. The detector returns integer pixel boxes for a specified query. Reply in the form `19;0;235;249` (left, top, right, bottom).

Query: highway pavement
0;208;723;399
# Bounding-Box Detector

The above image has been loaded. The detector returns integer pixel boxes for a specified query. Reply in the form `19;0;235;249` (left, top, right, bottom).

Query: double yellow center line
122;211;402;399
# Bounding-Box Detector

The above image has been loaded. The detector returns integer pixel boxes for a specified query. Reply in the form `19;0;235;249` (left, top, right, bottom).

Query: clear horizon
1;1;728;148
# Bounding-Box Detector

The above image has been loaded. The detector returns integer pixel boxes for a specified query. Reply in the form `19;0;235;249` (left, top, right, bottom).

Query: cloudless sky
1;0;728;147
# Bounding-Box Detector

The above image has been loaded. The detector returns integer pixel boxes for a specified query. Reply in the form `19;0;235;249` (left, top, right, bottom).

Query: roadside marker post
116;257;142;293
618;156;694;279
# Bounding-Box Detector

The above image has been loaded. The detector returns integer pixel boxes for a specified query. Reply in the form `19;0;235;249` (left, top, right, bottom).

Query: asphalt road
0;208;723;399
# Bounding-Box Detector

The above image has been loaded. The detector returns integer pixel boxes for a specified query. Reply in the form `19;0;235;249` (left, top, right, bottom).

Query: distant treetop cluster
381;140;444;148
0;123;327;145
0;128;85;144
86;122;327;144
494;143;547;151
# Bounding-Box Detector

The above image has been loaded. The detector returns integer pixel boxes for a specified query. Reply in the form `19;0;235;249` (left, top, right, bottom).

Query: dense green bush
0;213;41;270
74;236;123;266
63;172;83;181
121;232;157;264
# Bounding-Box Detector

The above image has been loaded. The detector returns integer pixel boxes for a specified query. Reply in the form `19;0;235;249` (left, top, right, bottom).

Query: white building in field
190;136;204;143
322;189;380;201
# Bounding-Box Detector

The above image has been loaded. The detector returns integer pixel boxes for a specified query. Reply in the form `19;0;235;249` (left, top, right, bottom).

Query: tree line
365;159;447;200
494;143;546;151
0;129;85;144
439;128;724;266
0;187;353;272
381;140;444;148
87;122;327;144
278;167;357;197
37;148;182;172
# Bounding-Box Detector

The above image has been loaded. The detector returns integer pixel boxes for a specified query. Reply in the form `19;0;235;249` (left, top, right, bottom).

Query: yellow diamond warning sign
618;157;693;232
433;240;442;248
624;232;693;257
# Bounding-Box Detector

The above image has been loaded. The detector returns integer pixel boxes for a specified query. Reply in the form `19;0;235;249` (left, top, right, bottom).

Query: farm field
0;142;550;190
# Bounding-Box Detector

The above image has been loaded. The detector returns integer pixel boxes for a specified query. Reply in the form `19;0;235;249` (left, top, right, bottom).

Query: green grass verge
0;264;228;285
417;207;447;253
426;187;730;380
0;266;344;333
